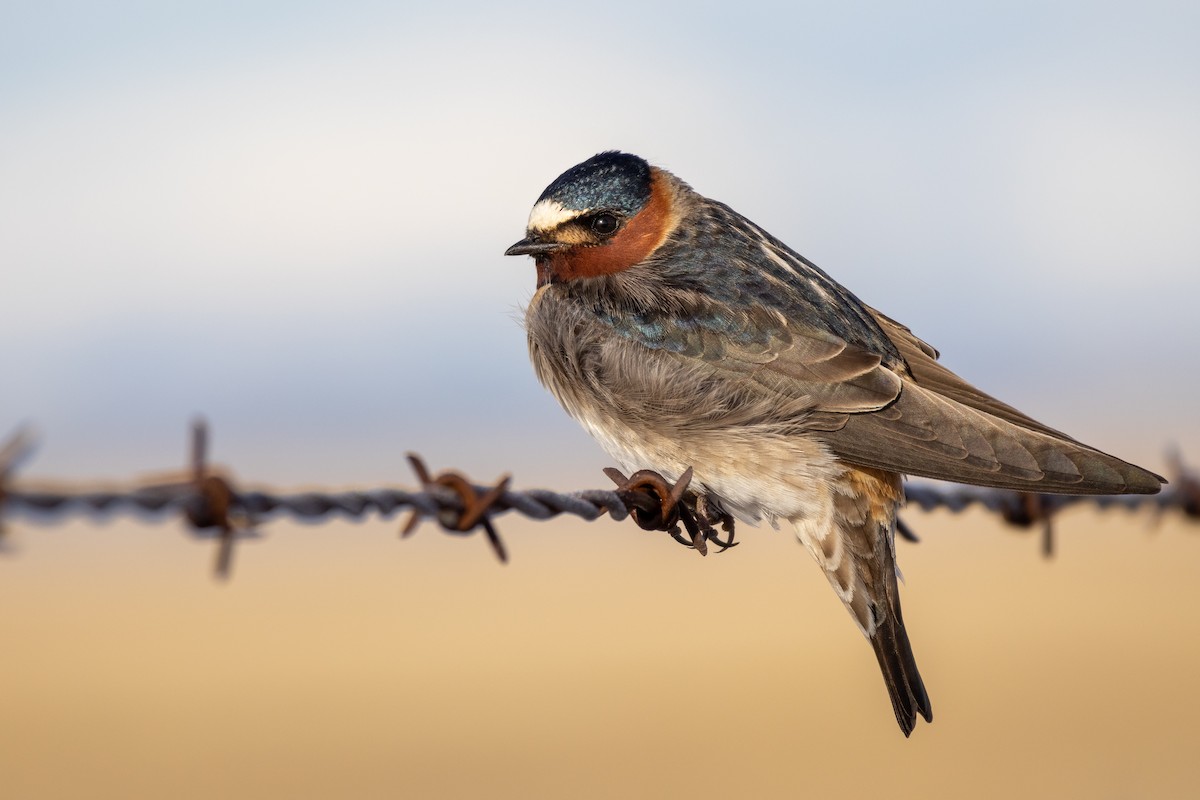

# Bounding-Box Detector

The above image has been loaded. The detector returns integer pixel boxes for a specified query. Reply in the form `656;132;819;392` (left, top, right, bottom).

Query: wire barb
603;467;738;556
180;419;253;580
896;518;920;543
0;426;38;543
402;454;512;563
996;493;1058;559
1167;449;1200;520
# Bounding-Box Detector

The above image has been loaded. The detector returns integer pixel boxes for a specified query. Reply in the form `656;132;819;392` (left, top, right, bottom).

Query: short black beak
504;237;567;257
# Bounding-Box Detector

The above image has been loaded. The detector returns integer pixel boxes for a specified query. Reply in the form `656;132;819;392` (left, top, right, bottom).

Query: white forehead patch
527;199;586;234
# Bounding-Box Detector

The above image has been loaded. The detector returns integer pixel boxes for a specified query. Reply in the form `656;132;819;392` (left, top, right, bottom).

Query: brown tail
870;592;932;736
810;465;933;736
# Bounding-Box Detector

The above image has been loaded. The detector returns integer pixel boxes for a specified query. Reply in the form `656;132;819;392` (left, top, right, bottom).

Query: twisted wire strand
1;422;1196;576
5;476;1191;528
3;483;630;527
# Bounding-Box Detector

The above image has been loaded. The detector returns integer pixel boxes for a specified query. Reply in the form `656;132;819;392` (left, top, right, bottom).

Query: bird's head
504;151;680;287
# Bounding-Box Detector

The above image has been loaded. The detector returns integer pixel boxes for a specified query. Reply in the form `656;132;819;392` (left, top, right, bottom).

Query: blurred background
2;1;1198;797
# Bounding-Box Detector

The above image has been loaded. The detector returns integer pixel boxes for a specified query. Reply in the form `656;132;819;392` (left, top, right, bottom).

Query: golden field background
2;504;1197;799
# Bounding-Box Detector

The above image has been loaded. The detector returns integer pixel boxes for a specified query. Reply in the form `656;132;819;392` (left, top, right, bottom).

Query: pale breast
525;286;841;525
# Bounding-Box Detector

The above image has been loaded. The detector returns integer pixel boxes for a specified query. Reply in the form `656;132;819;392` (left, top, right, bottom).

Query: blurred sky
2;3;1199;797
2;0;1197;484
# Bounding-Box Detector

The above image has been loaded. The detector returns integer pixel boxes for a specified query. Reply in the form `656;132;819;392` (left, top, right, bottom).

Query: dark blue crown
537;152;652;216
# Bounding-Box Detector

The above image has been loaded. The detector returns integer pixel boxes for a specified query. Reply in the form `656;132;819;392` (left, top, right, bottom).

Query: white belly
576;407;840;528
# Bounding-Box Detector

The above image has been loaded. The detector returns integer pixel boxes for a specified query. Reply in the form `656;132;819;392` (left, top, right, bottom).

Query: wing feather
823;378;1160;493
866;308;1078;441
566;239;1164;496
640;306;1163;494
603;299;905;415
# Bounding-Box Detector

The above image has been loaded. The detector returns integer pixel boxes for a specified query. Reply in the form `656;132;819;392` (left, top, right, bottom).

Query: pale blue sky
2;0;1197;485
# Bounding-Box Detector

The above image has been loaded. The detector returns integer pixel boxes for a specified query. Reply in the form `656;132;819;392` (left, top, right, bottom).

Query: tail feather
795;465;933;736
872;503;932;736
870;595;933;736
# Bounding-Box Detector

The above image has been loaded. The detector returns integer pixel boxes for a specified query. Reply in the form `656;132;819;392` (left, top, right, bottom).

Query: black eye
590;212;620;236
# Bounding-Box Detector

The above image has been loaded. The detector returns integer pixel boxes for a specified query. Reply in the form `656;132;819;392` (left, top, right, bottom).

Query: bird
504;151;1165;736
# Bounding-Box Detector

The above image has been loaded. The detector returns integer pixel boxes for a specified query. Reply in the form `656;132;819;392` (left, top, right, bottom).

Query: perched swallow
505;151;1164;736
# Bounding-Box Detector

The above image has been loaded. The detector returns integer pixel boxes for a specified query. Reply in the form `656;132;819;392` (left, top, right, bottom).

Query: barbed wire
1;420;1196;578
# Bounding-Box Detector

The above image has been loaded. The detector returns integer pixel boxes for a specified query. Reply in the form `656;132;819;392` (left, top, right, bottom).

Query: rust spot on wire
183;419;250;580
603;467;690;531
403;454;511;563
603;466;737;556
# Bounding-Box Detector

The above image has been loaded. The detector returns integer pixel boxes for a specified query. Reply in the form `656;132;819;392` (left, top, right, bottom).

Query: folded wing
817;310;1164;494
594;288;1163;495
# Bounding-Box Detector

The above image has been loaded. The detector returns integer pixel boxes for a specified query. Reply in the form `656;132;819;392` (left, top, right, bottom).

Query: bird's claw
604;466;736;556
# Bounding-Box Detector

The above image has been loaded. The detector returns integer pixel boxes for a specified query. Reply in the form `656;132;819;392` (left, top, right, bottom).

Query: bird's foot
603;466;736;556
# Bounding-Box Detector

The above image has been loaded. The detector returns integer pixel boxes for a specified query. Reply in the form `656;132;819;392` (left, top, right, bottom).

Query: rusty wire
0;421;1196;579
